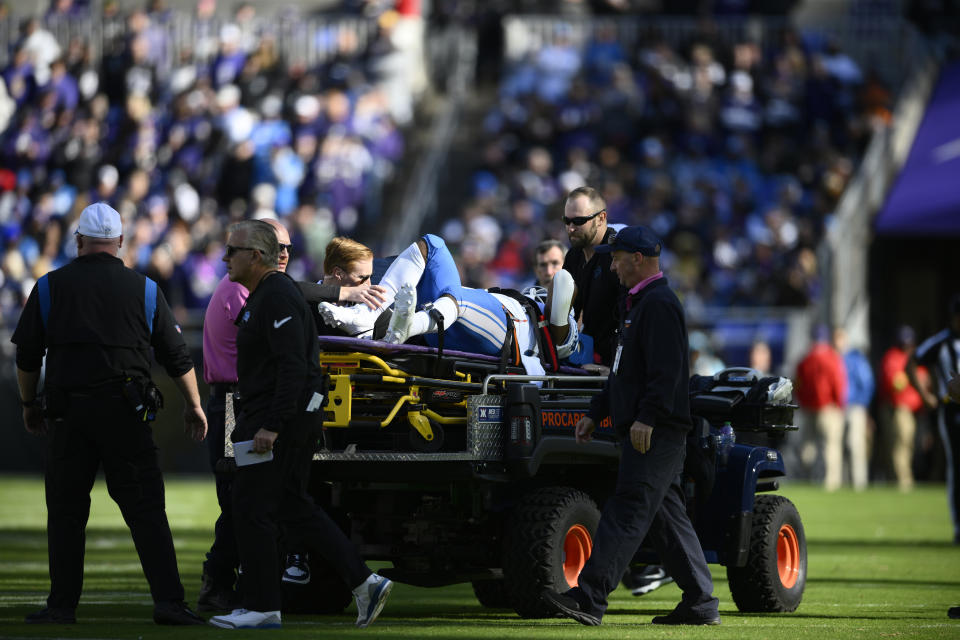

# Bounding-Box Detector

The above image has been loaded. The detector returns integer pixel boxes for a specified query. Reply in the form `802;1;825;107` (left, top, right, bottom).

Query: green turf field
1;475;958;638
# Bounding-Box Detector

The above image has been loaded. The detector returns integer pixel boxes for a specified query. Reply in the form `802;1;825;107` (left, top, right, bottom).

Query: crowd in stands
0;0;418;325
438;21;891;322
0;4;897;328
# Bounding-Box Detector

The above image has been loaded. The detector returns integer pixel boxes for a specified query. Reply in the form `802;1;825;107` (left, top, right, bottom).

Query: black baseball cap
594;225;661;256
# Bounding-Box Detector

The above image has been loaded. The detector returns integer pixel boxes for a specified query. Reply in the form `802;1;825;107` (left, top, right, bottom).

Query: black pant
939;403;960;542
576;426;718;620
232;412;370;611
45;393;184;609
202;387;239;587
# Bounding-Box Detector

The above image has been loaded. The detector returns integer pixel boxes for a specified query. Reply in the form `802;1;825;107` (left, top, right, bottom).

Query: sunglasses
279;243;292;253
563;209;604;226
225;245;260;258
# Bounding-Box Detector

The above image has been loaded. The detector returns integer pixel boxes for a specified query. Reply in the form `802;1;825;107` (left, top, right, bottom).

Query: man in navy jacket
540;225;720;626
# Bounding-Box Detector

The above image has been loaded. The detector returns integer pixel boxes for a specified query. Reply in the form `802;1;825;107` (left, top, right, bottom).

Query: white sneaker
317;302;377;337
353;574;393;628
208;608;281;629
383;285;416;344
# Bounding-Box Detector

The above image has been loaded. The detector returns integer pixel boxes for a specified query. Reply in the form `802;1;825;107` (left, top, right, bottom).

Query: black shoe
197;572;239;612
540;590;601;626
622;564;674;596
949;606;960;619
25;607;76;624
651;609;721;626
281;552;310;585
154;601;205;625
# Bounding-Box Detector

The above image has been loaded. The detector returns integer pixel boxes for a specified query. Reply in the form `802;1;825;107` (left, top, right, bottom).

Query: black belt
210;383;237;396
68;391;124;399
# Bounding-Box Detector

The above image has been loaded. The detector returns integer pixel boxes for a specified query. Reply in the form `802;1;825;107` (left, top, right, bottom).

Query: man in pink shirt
197;220;384;611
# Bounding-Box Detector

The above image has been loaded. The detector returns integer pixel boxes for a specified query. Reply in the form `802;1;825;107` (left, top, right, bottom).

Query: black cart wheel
502;487;600;618
471;579;510;608
727;494;807;612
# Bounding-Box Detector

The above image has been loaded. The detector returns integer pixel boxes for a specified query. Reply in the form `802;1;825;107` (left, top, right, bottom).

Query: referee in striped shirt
907;294;960;544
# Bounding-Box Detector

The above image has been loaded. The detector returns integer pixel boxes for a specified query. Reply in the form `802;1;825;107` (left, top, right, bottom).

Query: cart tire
502;487;600;618
727;494;806;612
471;579;510;608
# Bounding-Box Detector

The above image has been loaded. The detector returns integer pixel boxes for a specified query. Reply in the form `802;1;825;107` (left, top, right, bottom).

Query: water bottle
717;421;736;467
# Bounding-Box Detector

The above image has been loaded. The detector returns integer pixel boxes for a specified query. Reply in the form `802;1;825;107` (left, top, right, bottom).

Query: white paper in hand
234;439;274;467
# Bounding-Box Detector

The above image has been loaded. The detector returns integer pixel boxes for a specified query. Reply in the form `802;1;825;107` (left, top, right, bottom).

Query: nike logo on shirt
273;316;292;329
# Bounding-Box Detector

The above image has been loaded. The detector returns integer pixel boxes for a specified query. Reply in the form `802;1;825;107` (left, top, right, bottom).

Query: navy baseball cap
594;225;661;256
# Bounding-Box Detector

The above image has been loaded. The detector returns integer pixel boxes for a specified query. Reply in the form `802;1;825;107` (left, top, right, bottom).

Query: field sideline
1;475;958;639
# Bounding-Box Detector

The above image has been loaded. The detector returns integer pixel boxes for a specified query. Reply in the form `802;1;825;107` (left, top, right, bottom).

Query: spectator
794;325;847;491
0;6;410;329
878;325;924;492
834;327;874;491
440;22;872;307
749;337;773;374
689;330;726;376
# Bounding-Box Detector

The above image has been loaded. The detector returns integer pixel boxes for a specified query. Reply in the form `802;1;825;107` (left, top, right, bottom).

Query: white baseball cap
76;202;123;238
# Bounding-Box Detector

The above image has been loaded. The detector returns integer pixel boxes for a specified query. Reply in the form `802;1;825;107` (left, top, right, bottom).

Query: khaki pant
846;405;869;491
817;405;846;492
881;404;916;491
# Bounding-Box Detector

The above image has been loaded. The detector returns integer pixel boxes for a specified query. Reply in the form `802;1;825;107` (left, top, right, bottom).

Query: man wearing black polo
540;225;720;626
561;186;622;367
208;220;391;630
13;202;207;626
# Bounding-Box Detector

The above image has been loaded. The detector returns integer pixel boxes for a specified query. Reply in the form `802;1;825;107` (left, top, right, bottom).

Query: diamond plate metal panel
468;394;504;460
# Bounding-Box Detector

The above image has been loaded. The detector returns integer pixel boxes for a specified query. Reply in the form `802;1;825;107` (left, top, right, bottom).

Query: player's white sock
550;269;575;327
379;242;426;301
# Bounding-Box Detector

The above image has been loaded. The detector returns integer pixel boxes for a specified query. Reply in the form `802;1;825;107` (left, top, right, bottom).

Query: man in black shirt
208;220;392;630
12;202;207;626
541;226;719;627
197;221;385;612
561;186;623;367
907;295;960;544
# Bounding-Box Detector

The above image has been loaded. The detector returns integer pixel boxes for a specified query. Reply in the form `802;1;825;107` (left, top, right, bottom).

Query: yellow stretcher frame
319;351;474;444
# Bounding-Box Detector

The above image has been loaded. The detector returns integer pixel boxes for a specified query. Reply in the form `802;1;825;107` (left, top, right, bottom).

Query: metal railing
0;12;378;70
502;14;918;91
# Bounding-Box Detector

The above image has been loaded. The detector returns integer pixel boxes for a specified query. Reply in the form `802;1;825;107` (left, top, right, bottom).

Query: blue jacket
844;349;875;407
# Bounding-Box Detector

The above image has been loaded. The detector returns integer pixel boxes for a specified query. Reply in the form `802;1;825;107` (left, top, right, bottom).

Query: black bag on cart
688;367;795;432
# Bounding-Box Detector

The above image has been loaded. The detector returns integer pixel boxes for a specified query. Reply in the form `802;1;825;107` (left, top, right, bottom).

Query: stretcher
313;335;607;462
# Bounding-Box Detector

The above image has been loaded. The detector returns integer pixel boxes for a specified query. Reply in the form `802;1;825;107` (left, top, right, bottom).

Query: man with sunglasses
208;220;392;630
561;186;623;368
199;220;385;614
199;219;294;613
